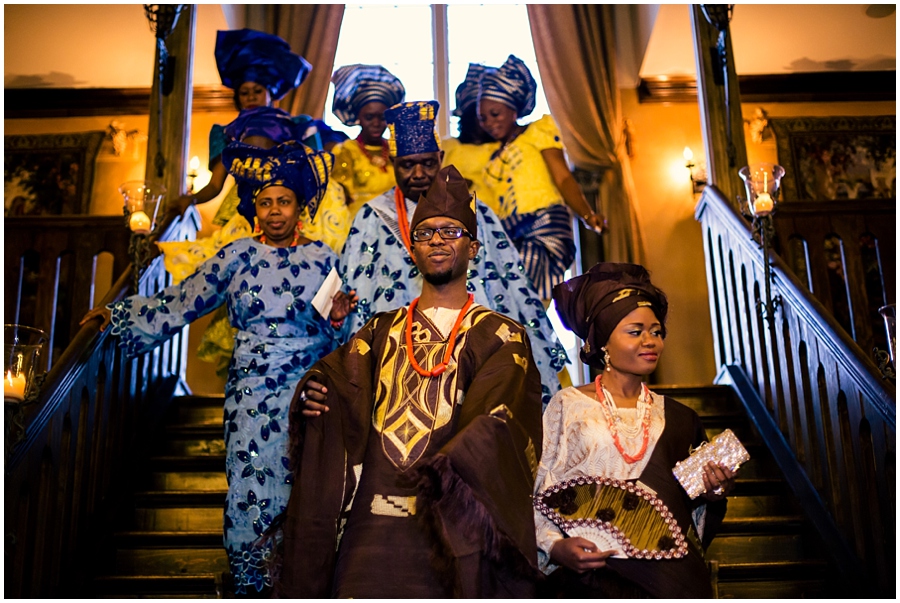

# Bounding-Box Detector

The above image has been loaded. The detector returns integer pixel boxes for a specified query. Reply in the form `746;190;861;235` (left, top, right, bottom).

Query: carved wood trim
639;71;897;104
4;86;234;119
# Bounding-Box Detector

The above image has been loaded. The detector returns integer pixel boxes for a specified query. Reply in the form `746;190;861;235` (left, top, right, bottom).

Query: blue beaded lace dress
107;238;341;594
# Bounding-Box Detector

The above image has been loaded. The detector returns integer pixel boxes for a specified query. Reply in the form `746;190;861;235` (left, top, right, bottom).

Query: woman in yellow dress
442;63;499;205
328;64;406;219
477;55;607;300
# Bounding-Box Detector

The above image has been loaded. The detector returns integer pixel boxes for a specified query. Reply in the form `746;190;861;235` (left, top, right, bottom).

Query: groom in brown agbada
275;166;543;598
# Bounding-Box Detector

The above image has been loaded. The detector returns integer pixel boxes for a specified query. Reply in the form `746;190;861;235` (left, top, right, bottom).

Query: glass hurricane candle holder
4;324;47;404
739;164;785;217
119;181;166;235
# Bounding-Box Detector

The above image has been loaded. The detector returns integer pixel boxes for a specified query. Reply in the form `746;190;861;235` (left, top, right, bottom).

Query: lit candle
753;171;773;216
189;156;201;172
683;147;694;163
5;370;27;402
753;192;774;216
129;210;152;234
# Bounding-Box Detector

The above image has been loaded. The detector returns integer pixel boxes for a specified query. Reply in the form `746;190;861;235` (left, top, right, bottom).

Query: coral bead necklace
594;374;652;464
405;294;474;377
394;187;413;256
356;136;390;172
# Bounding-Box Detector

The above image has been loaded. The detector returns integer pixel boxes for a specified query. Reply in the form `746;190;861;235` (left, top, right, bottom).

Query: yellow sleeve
520;114;565;151
157;213;253;284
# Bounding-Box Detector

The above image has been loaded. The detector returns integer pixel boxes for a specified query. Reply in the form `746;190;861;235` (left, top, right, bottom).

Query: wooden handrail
4;209;199;597
695;185;895;596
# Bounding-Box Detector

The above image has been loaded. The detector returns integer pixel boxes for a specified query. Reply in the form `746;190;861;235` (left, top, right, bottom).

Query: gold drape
527;4;645;264
246;5;345;119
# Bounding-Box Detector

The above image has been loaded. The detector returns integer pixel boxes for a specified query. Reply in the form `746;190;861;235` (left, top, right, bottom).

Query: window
322;4;549;139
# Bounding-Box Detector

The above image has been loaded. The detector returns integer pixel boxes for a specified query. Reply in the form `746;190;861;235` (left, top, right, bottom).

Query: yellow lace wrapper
158;213;253;284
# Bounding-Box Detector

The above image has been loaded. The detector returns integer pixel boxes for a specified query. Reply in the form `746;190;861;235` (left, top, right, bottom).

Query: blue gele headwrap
331;64;406;127
384;100;442;158
222;141;333;225
452;63;486;118
215;29;312;100
478;54;537;118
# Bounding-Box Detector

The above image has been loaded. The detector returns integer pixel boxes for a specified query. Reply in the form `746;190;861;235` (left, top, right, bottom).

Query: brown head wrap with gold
552;263;668;367
411;165;478;238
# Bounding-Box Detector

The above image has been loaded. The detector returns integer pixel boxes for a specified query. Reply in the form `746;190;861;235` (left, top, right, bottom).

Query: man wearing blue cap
339;100;567;406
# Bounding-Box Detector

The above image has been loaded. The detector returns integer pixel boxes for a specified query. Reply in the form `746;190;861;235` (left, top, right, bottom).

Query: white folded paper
312;267;343;320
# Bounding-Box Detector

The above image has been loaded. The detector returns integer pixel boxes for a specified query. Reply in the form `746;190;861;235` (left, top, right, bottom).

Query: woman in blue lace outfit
82;142;356;595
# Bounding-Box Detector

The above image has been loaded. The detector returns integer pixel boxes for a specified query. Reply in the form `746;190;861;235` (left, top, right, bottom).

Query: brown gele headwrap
552;263;668;367
411;165;478;238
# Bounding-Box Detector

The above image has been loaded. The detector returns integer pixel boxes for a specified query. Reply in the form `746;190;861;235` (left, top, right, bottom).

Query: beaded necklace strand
594;374;653;464
356;136;390;172
405;294;474;377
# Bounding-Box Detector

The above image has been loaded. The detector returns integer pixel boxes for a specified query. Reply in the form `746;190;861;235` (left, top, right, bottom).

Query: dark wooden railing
773;200;895;360
696;186;896;597
4;216;131;368
4;211;199;597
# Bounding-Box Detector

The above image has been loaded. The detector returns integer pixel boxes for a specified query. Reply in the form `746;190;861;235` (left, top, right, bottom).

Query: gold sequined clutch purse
672;429;750;499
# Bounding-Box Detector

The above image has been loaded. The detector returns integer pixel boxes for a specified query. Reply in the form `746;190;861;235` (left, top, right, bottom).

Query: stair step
706;533;808;564
720;515;806;534
159;436;226;457
115;530;222;547
115;546;228;576
716;560;830;581
150;456;226;472
148;472;228;491
134;490;228;507
92;574;221;597
716;578;829;599
723;494;798;517
133;507;224;532
731;477;786;497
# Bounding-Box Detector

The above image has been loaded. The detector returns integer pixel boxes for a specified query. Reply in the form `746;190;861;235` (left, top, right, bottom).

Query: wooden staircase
90;395;229;598
657;385;840;598
88;386;846;598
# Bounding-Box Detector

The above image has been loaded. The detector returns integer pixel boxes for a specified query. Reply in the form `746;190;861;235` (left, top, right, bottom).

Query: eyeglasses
411;227;473;242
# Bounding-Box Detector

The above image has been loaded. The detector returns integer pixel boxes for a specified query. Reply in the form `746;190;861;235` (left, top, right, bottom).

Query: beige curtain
528;4;645;264
245;5;345;119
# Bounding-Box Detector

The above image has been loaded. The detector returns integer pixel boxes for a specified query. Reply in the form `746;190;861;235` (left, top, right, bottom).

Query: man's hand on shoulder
300;379;330;417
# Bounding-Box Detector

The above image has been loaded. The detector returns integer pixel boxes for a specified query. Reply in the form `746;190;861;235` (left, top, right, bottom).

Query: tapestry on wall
4;131;106;216
770;115;895;202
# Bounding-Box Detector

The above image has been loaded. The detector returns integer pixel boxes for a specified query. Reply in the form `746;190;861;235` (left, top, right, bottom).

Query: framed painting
770;116;895;202
4;131;106;216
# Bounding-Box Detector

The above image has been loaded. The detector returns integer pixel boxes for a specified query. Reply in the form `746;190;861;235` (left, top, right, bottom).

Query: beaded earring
601;346;611;372
253;216;262;235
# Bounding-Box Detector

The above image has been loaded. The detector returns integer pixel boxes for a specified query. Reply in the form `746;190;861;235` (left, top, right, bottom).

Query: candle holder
119;181;167;292
684;147;708;194
739;163;785;328
5;324;47;463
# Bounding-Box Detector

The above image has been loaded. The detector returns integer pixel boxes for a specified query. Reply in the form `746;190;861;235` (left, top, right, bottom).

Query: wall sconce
684;147;707;194
875;304;895;380
187;156;200;193
739;163;785;327
119;181;167;292
5;324;47;462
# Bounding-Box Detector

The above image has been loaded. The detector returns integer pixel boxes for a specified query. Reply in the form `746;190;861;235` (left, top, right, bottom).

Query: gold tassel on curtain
527;4;645;265
245;5;345;119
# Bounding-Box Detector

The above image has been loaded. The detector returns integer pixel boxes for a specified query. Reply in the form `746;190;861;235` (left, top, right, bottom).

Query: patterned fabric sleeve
107;244;241;358
520;114;565;152
209;123;229;167
533;392;569;574
474;202;567;404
